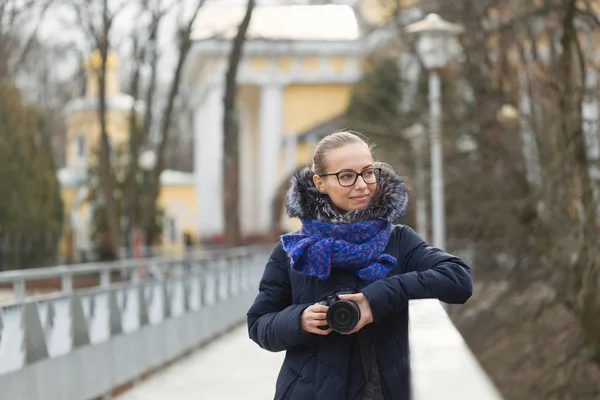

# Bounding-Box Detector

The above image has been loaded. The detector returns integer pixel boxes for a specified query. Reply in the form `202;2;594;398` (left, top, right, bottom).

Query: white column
194;84;224;239
306;133;318;161
258;83;284;234
285;133;298;175
239;106;257;236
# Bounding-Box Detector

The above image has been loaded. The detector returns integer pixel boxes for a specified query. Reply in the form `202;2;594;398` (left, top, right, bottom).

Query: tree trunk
125;4;161;256
140;1;205;245
558;0;600;362
96;6;121;259
222;0;255;247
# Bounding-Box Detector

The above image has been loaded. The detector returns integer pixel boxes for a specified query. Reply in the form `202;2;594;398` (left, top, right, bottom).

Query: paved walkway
117;324;285;400
0;289;13;306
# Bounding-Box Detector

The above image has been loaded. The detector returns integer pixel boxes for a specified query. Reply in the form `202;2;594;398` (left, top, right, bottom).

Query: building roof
58;168;194;188
64;93;145;115
192;4;360;41
159;169;195;186
297;114;347;142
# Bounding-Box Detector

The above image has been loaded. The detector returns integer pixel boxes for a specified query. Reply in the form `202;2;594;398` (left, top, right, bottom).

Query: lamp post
138;150;157;258
404;123;428;241
406;13;464;250
125;150;157;258
497;103;519;125
139;149;157;173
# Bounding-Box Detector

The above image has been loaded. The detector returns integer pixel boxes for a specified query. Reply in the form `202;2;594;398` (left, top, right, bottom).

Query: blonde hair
311;130;373;175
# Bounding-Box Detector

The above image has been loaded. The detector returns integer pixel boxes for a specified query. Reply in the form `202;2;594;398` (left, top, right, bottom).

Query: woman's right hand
300;303;332;335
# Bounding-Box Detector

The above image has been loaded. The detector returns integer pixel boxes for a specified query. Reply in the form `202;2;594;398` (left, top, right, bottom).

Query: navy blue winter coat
247;164;473;400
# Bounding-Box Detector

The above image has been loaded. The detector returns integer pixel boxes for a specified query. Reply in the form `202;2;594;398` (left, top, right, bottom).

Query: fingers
302;320;331;335
338;293;361;301
308;303;329;313
301;303;331;335
305;304;328;320
308;312;327;321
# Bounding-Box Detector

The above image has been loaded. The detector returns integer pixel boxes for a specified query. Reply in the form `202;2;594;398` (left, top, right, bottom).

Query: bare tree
139;0;206;245
0;0;53;78
222;0;255;246
123;0;172;254
72;0;130;258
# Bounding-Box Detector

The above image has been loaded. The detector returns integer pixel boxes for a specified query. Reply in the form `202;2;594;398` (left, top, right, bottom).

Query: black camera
317;289;361;334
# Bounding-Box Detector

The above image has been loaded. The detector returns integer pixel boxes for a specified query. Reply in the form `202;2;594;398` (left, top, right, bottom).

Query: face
313;143;377;212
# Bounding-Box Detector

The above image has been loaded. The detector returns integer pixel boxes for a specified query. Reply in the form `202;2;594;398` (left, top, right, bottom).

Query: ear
312;174;326;193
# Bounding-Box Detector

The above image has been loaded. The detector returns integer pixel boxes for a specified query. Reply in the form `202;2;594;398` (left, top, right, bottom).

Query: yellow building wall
357;0;420;27
297;141;314;166
60;187;77;214
65;109;132;167
277;84;353;233
58;187;77;260
282;84;352;135
58;182;197;259
157;185;197;253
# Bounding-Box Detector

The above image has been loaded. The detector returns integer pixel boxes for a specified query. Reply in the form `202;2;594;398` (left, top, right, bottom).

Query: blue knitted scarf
281;218;396;284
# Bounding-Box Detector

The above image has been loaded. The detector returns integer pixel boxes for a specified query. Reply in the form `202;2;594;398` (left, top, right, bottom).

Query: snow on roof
64;93;145;115
192;4;360;41
58;168;194;188
159;170;195;186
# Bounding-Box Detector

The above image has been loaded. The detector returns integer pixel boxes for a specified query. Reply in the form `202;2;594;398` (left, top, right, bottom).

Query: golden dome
83;49;119;70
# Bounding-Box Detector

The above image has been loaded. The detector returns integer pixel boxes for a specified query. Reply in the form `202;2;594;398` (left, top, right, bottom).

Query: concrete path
117;324;285;400
0;289;14;306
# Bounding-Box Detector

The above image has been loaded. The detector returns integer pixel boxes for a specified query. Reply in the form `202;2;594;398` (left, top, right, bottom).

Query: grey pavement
0;289;13;305
117;324;284;400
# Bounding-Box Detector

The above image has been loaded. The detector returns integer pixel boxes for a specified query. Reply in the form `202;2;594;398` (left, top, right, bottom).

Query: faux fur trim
286;162;409;224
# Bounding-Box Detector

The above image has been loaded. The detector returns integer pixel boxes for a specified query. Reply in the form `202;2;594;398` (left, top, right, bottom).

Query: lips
351;194;370;201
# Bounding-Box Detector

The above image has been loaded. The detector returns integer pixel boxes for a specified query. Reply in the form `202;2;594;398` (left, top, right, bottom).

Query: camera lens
327;300;360;334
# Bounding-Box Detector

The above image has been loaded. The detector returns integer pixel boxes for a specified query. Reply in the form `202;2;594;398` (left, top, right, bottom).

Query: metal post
13;279;26;302
429;70;445;250
100;269;111;289
412;133;428;242
61;273;73;294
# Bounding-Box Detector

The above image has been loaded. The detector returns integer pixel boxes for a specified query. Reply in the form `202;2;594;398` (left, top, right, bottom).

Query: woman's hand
337;293;374;335
300;303;332;335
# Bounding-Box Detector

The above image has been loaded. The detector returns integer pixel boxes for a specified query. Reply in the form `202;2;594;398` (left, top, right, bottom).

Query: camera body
317;289;361;334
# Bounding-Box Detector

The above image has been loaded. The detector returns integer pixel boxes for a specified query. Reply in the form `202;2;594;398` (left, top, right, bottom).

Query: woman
247;131;472;400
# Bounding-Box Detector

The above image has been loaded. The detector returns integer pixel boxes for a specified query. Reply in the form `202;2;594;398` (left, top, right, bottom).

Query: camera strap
357;330;383;400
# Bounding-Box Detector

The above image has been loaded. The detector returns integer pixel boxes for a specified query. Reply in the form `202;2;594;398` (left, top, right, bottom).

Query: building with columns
184;2;414;241
58;51;198;262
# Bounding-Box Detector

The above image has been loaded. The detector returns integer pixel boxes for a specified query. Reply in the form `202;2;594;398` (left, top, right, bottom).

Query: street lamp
124;149;157;259
139;149;157;172
496;103;519;125
404;123;428;242
406;13;464;250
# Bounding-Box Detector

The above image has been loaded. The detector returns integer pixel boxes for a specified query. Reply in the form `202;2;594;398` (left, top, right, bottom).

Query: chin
349;202;370;211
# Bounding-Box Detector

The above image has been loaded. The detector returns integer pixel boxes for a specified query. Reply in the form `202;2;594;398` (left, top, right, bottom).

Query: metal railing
0;245;504;400
409;300;503;399
0;246;269;400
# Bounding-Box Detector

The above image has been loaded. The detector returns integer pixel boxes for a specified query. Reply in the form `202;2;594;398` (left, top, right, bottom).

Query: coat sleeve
361;226;472;323
247;244;315;352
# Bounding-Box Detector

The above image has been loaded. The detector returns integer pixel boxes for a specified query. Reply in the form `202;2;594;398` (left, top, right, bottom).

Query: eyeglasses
319;167;382;187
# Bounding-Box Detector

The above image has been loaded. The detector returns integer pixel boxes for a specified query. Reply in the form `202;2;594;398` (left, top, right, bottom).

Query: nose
354;175;368;190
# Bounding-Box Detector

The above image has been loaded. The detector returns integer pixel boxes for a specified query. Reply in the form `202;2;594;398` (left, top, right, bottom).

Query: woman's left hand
337;293;374;335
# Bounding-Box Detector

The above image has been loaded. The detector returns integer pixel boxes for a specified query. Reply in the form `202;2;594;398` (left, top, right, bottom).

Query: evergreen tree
0;80;63;269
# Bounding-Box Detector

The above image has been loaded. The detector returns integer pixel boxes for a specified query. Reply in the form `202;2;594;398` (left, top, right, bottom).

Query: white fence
0;247;268;400
0;246;504;400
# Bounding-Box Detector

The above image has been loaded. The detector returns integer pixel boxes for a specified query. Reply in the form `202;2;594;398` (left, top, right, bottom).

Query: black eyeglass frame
318;167;382;187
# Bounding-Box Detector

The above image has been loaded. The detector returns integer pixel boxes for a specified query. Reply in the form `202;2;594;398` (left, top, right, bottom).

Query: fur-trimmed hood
286;162;409;224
